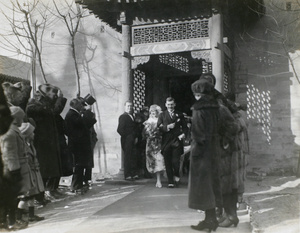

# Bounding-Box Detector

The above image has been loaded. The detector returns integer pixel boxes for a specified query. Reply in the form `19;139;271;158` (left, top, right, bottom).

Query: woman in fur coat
188;79;221;232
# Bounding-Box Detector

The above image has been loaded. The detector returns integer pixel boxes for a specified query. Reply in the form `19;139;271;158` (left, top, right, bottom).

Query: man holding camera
65;97;96;193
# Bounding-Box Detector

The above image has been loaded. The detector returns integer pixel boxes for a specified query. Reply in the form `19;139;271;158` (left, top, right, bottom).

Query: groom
157;97;188;188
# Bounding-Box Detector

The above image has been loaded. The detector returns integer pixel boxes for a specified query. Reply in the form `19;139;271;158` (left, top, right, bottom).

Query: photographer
65;96;96;193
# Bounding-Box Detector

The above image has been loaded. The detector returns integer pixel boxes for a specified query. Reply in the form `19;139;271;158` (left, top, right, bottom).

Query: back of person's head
191;79;214;94
199;73;216;87
70;98;81;109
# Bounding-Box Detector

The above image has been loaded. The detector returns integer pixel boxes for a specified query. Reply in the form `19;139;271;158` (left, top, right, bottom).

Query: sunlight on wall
289;51;300;146
247;84;272;144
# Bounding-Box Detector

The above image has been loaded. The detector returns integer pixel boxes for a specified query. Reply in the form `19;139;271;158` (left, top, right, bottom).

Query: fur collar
191;95;219;110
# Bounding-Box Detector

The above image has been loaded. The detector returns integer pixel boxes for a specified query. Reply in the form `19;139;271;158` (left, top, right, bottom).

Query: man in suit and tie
157;97;188;188
117;101;139;180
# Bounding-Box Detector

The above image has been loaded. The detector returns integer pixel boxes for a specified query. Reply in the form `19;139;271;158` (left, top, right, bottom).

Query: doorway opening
168;75;199;116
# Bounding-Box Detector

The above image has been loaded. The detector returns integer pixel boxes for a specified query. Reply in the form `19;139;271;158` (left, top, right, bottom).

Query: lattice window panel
201;60;212;73
246;84;272;144
133;20;209;45
133;69;146;114
223;72;229;93
159;54;189;73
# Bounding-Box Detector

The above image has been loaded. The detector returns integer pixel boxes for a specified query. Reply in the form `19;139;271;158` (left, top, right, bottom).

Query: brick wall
233;24;299;174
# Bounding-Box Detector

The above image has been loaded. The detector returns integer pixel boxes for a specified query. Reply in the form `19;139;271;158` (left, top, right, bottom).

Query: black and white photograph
0;0;299;232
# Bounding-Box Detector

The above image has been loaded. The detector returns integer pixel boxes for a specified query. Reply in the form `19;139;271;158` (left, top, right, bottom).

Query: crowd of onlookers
0;72;249;231
117;73;249;232
0;82;97;231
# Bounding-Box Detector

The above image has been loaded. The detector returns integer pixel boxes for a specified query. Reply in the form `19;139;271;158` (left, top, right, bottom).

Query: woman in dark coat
199;73;241;228
188;79;221;232
217;101;241;228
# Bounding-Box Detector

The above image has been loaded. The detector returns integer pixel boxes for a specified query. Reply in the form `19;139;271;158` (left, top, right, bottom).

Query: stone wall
233;5;300;174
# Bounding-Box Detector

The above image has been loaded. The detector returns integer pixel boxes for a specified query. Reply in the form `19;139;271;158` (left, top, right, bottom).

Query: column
119;13;132;175
210;13;224;93
121;23;132;103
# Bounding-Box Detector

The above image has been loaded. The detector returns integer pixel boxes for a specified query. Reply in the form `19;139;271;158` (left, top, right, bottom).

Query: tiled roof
0;55;30;83
80;0;212;31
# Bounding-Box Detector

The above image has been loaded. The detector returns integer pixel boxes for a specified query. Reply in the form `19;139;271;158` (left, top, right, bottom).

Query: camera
78;94;96;106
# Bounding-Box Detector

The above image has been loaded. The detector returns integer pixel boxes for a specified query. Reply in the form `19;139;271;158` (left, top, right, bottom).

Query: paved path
11;179;251;233
66;180;251;233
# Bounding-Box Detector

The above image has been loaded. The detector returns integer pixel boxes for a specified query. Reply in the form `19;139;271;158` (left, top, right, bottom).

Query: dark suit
117;112;138;178
157;110;188;184
65;108;96;190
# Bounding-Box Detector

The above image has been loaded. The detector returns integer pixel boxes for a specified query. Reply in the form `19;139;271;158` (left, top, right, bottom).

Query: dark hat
199;73;216;86
83;94;96;105
191;79;214;94
38;84;58;97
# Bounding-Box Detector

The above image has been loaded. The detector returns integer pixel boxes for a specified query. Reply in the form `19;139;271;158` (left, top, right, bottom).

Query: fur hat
199;73;216;86
191;79;214;94
19;122;35;137
2;82;31;109
9;106;25;121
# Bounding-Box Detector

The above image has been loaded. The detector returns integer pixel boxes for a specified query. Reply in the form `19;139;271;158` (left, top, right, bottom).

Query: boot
28;207;44;222
191;208;218;232
8;208;28;230
0;207;7;229
16;208;23;221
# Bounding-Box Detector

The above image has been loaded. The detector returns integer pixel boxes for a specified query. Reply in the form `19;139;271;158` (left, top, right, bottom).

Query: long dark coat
218;104;240;195
65;109;96;168
188;95;222;211
26;93;66;178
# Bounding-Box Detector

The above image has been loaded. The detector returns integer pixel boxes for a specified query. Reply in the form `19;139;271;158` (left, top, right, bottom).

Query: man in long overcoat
26;84;66;198
65;98;96;192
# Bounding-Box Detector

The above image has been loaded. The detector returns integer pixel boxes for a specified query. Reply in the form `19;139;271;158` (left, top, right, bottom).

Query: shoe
174;176;180;187
7;219;28;230
155;182;162;188
168;184;175;188
0;222;7;229
125;176;133;181
44;191;57;200
133;175;139;180
218;215;239;227
35;198;51;206
49;190;65;199
75;189;85;195
217;213;227;224
191;220;218;232
29;215;45;222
